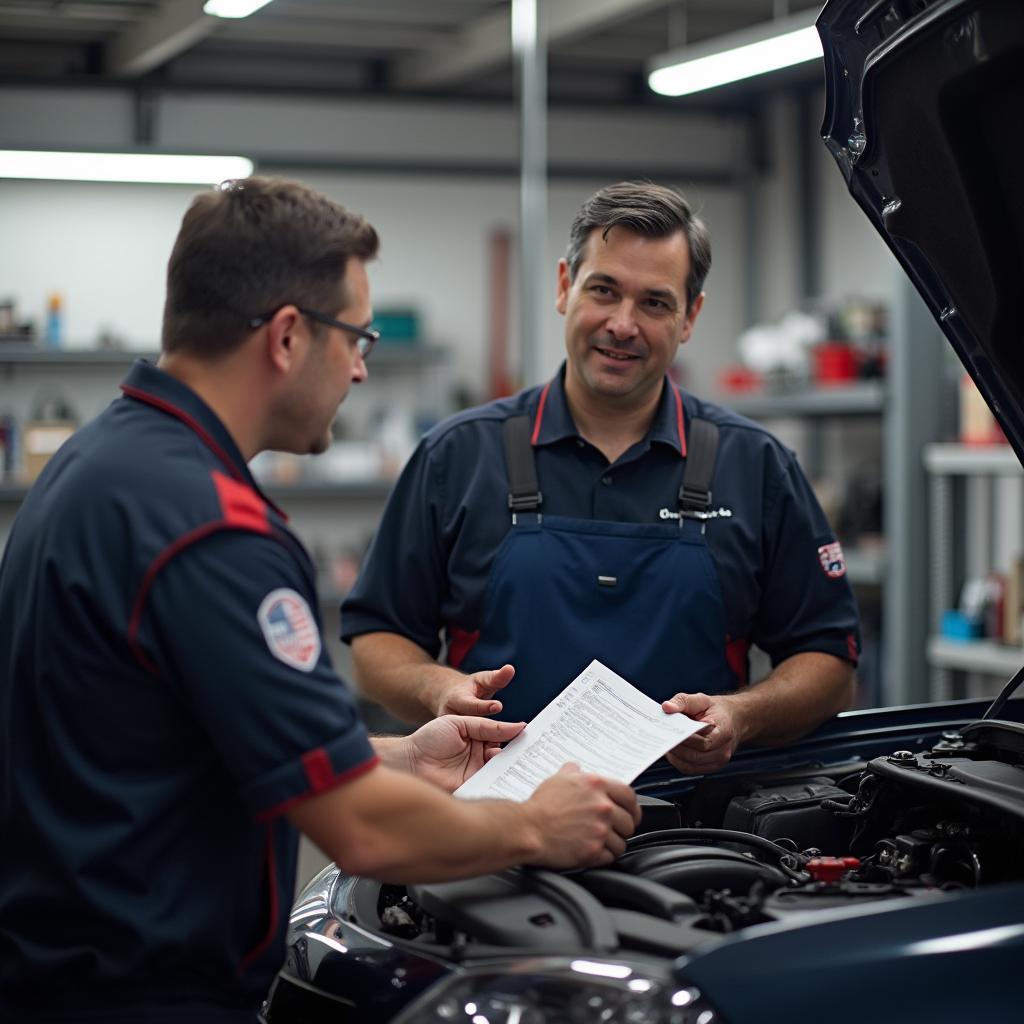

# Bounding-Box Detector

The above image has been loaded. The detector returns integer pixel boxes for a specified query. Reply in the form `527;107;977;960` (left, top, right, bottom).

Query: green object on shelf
373;308;419;344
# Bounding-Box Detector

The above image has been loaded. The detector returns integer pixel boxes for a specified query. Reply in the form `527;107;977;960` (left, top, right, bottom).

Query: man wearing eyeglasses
0;176;639;1023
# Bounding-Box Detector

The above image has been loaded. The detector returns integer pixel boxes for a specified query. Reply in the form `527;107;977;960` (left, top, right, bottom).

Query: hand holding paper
661;690;744;775
455;660;706;801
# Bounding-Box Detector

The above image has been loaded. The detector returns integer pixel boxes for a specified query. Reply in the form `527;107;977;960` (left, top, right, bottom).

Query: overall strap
678;417;720;517
502;415;543;514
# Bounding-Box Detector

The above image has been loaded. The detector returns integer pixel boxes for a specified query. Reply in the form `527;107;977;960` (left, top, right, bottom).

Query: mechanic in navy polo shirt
343;181;860;775
0;177;640;1023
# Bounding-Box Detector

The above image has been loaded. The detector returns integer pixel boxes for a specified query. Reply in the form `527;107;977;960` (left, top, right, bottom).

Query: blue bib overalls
456;416;740;722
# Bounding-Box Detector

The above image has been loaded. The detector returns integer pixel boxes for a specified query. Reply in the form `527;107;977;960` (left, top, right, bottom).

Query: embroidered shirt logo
818;541;847;579
258;588;321;671
659;506;734;521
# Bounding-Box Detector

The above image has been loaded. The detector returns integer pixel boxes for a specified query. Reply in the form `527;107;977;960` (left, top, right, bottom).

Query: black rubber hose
624;828;808;880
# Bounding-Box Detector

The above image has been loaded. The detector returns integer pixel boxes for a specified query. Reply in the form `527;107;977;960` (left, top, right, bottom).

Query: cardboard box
22;420;75;483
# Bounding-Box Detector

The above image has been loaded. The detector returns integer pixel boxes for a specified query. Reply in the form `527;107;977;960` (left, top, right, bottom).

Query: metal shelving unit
721;379;889;706
0;345;158;365
719;277;952;708
0;346;446;612
924;441;1024;699
844;546;886;587
262;479;395;501
0;342;448;369
726;381;885;419
926;637;1024;677
924;443;1021;476
0;480;399;502
728;385;889;598
0;345;446;497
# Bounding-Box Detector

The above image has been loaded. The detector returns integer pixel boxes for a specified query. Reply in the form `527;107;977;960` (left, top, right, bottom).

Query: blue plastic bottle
45;293;62;349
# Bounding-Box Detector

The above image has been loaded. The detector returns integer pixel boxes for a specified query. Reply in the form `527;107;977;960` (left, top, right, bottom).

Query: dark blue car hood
818;0;1024;459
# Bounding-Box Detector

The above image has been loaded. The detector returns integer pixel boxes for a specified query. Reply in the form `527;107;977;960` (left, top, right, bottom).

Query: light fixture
203;0;274;18
0;151;254;185
647;8;822;98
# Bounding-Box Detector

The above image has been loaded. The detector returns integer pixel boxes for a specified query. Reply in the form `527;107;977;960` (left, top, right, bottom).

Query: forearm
289;765;542;883
728;651;855;746
352;631;461;724
369;734;413;773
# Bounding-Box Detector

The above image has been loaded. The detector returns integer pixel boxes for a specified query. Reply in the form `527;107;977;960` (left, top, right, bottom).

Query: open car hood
818;0;1024;459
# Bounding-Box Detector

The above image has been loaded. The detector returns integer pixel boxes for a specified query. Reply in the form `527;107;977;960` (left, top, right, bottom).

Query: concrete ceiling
0;0;823;106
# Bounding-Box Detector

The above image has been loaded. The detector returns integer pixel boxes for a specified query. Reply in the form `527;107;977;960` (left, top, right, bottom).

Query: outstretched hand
406;714;525;792
662;691;745;775
434;664;515;717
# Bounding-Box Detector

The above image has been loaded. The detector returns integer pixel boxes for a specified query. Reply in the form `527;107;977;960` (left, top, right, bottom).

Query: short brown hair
162;176;379;356
565;181;711;306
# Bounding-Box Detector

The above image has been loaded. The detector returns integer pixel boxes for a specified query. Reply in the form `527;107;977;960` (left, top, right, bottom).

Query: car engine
343;719;1024;961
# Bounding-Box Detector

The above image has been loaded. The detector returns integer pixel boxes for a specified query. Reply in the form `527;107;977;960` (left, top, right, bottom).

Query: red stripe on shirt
847;632;860;664
670;381;687;457
212;470;271;535
255;754;380;823
531;382;552;445
302;747;337;791
122;384;247;483
120;383;289;522
447;626;481;670
127;522;232;674
725;635;750;687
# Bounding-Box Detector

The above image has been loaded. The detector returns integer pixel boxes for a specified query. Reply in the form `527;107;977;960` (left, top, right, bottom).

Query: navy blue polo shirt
342;364;859;681
0;361;376;1019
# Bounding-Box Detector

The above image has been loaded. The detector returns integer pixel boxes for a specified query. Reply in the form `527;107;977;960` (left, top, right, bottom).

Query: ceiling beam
393;0;672;91
106;0;217;78
221;20;447;52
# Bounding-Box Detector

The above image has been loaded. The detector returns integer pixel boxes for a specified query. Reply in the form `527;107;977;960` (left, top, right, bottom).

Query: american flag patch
258;588;321;671
817;541;847;579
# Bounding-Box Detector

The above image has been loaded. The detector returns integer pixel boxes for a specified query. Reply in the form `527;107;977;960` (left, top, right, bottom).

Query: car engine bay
342;719;1024;963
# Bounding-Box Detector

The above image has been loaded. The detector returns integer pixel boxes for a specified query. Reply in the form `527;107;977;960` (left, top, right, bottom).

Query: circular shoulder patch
257;588;322;672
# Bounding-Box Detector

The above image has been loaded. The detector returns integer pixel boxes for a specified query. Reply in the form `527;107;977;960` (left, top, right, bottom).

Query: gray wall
0;84;897;405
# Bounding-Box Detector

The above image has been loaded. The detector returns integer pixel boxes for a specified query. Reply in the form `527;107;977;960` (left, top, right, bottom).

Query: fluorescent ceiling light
648;9;822;98
0;151;254;185
203;0;274;18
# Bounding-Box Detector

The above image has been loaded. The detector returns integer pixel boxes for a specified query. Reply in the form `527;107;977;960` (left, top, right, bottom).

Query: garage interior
1;2;1019;742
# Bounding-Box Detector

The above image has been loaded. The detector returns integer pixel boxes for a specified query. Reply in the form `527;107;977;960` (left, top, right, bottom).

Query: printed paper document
454;659;706;802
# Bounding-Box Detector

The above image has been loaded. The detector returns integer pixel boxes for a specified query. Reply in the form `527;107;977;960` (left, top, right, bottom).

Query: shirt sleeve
340;439;449;657
142;529;377;820
753;446;861;667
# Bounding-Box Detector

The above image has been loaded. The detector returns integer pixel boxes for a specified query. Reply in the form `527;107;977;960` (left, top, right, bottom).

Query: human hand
434;664;515;717
524;764;640;869
662;692;746;775
406;715;525;793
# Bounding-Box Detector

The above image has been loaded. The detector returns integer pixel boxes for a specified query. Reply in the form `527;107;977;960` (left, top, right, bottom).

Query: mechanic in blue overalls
343;181;860;775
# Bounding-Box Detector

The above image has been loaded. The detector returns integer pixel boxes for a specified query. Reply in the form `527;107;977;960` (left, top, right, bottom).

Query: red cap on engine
806;856;860;883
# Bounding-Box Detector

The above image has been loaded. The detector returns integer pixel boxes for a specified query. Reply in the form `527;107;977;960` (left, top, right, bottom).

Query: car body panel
818;0;1024;460
677;883;1024;1024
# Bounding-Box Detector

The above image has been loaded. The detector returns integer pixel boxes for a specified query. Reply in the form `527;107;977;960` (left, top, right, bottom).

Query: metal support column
742;99;770;328
795;87;820;305
929;471;954;701
513;0;547;388
884;270;947;705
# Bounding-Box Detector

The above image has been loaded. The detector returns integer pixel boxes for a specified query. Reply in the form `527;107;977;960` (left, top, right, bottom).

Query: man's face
290;259;371;455
557;226;703;408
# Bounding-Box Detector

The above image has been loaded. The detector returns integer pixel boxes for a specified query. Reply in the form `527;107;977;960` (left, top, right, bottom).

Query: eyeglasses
248;306;380;359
